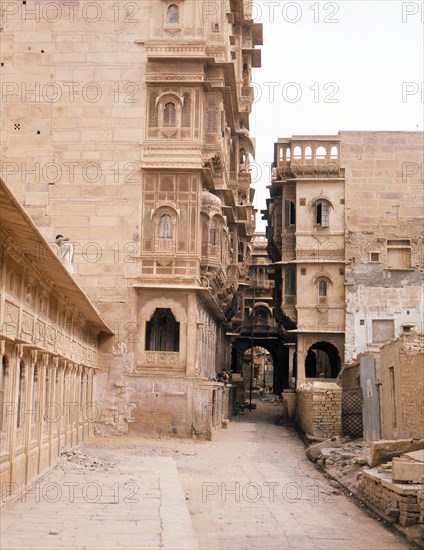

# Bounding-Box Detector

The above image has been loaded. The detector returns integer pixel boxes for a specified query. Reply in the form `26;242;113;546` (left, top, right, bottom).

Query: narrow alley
1;404;412;550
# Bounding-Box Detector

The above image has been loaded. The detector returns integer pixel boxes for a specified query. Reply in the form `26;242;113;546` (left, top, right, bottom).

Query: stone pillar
49;357;58;465
8;344;23;491
36;354;49;474
296;336;306;389
186;293;197;375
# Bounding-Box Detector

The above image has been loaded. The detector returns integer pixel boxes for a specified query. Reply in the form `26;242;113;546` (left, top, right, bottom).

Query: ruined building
1;0;261;438
265;131;424;438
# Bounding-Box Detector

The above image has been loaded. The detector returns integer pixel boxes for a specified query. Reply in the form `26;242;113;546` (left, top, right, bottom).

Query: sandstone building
1;0;262;437
265;131;424;438
0;177;111;501
265;131;423;384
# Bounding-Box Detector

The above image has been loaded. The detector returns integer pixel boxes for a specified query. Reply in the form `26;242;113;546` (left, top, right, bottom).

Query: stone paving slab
0;458;199;550
0;417;415;550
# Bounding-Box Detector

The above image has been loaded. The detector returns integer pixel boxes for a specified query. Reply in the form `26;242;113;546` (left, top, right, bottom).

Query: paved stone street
1;406;412;550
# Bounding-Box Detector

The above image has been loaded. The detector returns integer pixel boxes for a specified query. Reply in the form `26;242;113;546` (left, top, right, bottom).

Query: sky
249;0;424;230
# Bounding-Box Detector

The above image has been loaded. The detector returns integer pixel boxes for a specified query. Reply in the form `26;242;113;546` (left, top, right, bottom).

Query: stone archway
305;341;341;379
231;337;287;395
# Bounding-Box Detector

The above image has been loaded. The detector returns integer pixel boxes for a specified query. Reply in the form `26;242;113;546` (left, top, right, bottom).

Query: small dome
201;190;222;209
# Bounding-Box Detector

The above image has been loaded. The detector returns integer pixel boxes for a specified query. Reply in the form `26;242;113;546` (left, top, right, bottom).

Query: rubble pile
305;437;424;544
58;448;116;472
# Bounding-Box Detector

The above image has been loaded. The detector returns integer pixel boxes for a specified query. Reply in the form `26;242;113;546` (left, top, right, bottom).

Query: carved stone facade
1;1;261;437
0;178;111;503
264;131;424;390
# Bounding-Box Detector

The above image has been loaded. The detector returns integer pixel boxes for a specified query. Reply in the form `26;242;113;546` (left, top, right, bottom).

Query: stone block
306;436;341;461
392;458;424;483
368;439;424;467
404;450;424;463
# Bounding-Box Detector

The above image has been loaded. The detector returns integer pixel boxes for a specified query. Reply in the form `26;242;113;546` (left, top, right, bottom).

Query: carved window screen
206;99;217;133
149;92;158;127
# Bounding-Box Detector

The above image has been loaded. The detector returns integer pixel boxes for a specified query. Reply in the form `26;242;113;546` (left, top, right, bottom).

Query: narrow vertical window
285;200;296;227
318;280;328;297
209;220;218;245
182;93;191;127
159;215;172;239
149;92;158;127
164;102;176;126
206;99;217;133
285;266;296;296
316;201;330;227
167;4;179;25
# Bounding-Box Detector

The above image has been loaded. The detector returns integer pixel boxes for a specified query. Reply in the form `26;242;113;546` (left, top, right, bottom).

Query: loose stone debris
305;437;424;547
58;448;116;472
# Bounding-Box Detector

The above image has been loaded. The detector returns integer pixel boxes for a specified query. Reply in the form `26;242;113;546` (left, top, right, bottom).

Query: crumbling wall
296;382;342;439
341;131;424;361
378;334;424;440
339;362;360;388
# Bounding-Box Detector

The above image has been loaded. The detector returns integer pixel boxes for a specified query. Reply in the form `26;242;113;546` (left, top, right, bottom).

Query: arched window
146;308;179;352
206;99;217;133
167;4;179;25
318;280;328;297
163;102;176;126
305;146;312;160
330;146;338;159
293;146;301;159
316;146;327;159
286;147;291;160
158;215;172;239
315;201;330;227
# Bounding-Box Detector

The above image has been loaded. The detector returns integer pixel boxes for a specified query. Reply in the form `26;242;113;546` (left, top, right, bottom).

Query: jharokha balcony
274;137;342;178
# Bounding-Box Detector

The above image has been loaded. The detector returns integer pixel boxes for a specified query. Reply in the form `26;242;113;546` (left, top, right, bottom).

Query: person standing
55;235;75;274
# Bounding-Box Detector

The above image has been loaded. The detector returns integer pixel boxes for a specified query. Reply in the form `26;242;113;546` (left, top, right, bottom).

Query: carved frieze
144;352;181;369
3;301;19;338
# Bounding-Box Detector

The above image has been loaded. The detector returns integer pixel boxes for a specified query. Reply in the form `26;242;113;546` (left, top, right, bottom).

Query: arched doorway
305;341;341;378
241;346;274;394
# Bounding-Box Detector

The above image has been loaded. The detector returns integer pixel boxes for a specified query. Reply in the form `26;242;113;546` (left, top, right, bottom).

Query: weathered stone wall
1;1;260;437
296;382;342;439
378;334;424;440
342;131;424;360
